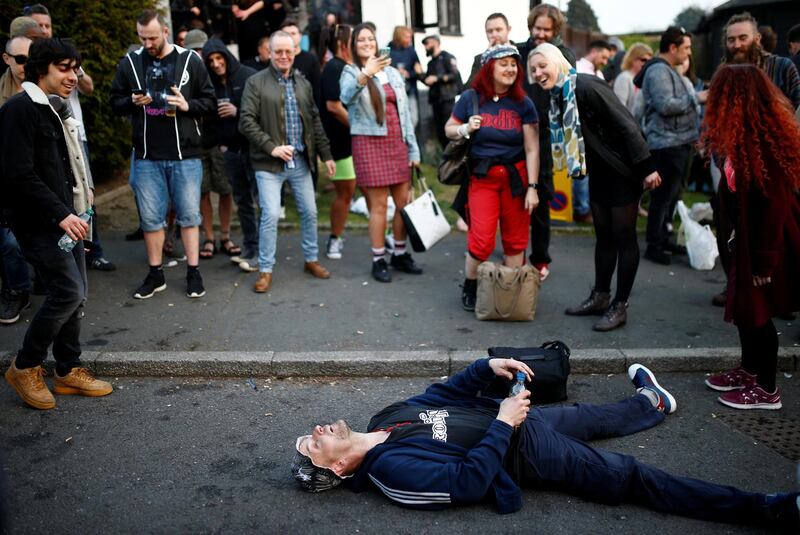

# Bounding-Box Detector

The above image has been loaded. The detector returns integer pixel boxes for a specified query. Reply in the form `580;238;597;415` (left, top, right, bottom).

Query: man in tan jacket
0;36;31;107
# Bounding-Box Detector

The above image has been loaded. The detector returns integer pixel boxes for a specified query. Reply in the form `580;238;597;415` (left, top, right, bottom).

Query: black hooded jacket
202;39;257;150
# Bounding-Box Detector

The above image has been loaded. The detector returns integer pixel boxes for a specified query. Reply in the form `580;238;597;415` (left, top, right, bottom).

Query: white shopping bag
676;200;719;270
399;171;451;252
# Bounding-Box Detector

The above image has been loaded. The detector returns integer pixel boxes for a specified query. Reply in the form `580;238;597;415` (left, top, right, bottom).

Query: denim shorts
131;159;202;231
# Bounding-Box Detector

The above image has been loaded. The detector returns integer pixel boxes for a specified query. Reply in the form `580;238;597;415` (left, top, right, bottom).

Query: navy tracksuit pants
519;395;777;526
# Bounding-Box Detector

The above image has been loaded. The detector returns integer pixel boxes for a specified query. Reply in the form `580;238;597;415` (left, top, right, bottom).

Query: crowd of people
0;3;799;528
0;3;799;414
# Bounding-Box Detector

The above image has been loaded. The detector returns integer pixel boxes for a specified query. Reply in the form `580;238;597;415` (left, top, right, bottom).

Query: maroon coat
722;160;800;328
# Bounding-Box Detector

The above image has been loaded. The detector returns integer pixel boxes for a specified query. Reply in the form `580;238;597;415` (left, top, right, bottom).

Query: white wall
361;0;409;50
359;0;533;83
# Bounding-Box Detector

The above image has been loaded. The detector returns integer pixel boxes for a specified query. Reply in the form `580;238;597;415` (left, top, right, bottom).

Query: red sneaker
705;367;757;392
718;386;782;410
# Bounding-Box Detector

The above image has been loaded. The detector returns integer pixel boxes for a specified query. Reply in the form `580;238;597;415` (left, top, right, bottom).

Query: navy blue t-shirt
451;89;538;160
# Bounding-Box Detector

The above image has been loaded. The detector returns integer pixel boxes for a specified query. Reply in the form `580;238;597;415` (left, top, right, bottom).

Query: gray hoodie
633;57;698;151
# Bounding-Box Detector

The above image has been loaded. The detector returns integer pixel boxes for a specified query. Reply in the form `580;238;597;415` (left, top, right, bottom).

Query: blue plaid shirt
277;71;305;153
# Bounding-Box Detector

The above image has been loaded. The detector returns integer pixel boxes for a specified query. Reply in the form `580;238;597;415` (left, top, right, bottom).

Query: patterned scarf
549;67;587;179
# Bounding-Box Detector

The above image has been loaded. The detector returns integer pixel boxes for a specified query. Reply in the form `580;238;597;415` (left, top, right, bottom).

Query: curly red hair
700;64;800;191
470;57;527;103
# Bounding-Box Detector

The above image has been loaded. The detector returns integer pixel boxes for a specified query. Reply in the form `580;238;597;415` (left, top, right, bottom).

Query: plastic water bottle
57;208;94;252
509;371;527;397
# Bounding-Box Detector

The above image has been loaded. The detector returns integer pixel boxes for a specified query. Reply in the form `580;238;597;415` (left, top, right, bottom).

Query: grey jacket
634;58;698;150
238;64;332;173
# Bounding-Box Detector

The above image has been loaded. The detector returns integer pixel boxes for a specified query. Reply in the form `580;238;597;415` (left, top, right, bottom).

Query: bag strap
413;167;430;196
490;267;528;318
471;90;479;116
540;340;571;357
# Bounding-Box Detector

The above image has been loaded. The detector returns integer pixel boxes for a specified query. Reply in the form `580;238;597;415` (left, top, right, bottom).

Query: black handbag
481;341;571;404
437;91;479;186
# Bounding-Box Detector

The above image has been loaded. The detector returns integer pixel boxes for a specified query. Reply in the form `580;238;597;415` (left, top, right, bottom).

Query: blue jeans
0;228;30;292
130;159;202;231
14;230;87;374
224;150;258;257
521;395;772;525
254;157;318;272
572;176;590;216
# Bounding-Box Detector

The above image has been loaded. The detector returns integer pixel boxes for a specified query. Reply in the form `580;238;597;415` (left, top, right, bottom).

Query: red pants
466;161;529;261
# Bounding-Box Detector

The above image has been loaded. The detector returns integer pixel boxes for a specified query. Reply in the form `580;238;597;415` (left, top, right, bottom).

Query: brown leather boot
5;359;55;410
565;289;610;316
304;261;330;279
593;301;628;332
254;272;272;293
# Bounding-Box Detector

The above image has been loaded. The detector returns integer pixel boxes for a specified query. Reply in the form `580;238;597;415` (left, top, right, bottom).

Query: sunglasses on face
8;54;27;64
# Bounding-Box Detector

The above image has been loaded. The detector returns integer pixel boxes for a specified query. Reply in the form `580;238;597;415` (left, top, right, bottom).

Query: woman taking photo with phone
529;43;661;331
340;23;422;283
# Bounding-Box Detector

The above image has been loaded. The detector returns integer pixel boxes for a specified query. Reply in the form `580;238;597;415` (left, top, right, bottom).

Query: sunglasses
7;54;27;64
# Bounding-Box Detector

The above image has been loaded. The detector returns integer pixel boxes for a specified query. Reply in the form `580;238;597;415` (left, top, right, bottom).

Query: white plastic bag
676;200;719;270
688;201;713;222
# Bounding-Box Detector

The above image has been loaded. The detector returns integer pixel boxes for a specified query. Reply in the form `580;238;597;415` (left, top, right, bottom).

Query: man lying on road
291;358;799;530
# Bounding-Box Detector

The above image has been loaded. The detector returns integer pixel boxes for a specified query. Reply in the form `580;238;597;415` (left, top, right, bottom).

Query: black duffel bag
481;340;570;404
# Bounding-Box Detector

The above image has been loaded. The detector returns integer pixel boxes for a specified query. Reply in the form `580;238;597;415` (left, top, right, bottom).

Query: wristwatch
528;183;539;190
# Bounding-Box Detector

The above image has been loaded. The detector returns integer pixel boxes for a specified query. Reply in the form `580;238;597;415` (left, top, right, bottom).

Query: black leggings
740;319;778;392
590;200;640;304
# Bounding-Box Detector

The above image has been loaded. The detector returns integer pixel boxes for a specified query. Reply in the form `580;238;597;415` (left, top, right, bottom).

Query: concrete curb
1;347;797;378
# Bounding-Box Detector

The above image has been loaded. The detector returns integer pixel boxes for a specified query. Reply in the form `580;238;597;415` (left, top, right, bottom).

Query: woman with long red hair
701;64;800;410
444;45;540;311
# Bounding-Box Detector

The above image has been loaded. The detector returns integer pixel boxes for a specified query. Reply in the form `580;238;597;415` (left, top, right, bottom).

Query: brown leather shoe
254;272;272;293
303;261;330;279
5;359;55;410
54;367;113;397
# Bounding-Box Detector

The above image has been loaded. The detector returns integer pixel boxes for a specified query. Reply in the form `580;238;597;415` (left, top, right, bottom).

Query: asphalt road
2;231;798;354
1;372;797;534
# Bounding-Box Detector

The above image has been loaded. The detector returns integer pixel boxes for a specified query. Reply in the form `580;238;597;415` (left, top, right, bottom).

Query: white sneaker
238;255;259;273
326;236;344;259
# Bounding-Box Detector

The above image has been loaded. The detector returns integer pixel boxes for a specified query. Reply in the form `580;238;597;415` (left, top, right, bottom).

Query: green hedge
1;0;155;181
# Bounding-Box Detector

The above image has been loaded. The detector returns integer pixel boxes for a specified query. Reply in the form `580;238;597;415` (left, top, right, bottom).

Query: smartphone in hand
379;46;391;60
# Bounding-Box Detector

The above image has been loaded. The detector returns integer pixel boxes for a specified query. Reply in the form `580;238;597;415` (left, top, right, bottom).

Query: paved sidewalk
1;230;798;376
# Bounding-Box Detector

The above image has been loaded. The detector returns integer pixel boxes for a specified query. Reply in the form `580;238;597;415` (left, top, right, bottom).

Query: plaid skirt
352;84;411;188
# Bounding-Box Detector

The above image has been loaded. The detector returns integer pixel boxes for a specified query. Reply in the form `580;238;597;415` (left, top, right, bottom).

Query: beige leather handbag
475;262;541;321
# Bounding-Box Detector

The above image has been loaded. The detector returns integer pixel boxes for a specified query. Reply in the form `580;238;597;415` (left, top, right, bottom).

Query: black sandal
219;237;241;256
200;239;216;259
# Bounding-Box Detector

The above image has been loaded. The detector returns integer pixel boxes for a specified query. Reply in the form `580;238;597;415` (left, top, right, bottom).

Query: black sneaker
133;270;166;299
461;279;477;312
0;289;31;325
644;246;671;265
390;253;423;274
371;258;391;283
125;228;144;241
88;257;117;271
186;269;206;298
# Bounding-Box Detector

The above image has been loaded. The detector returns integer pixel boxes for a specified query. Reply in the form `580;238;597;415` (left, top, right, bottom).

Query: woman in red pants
444;45;540;311
700;64;800;410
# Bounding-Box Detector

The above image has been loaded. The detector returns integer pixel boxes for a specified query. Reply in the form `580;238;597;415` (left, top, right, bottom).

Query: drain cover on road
716;412;800;461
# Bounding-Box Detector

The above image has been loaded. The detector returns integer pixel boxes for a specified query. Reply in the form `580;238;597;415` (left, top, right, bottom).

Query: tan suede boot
5;359;55;410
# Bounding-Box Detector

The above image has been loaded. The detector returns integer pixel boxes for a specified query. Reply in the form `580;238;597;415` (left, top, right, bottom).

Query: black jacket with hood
110;45;216;160
201;39;257;151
